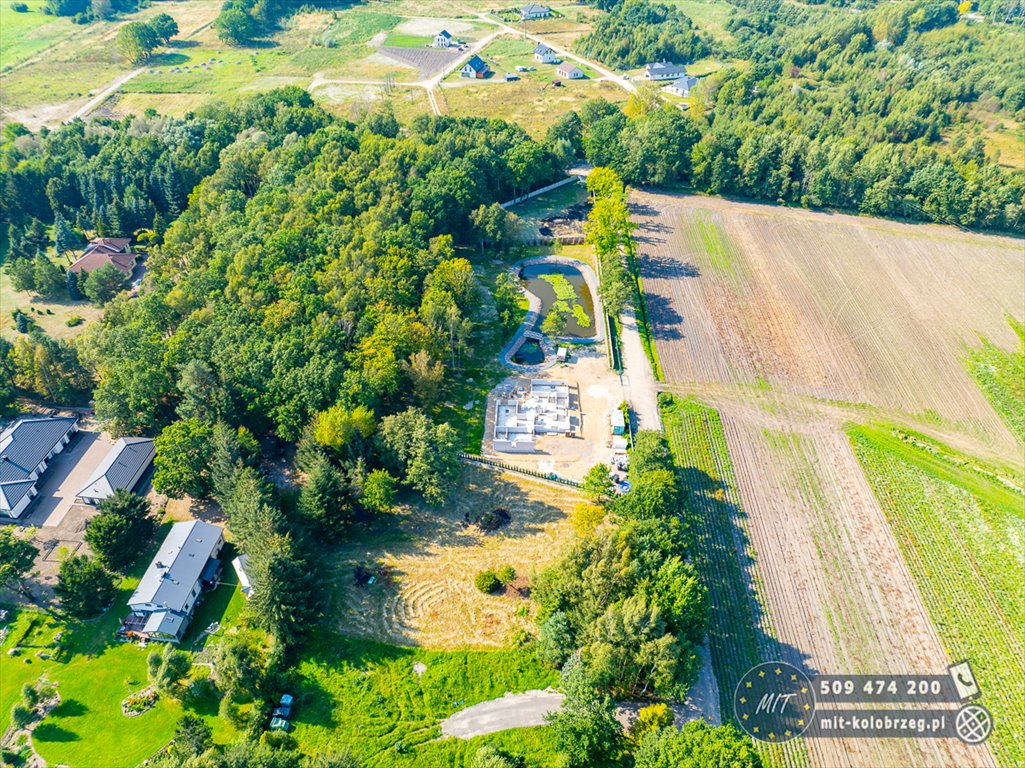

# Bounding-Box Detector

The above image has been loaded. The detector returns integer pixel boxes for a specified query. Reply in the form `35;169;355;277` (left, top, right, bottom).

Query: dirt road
618;305;661;432
441;690;564;738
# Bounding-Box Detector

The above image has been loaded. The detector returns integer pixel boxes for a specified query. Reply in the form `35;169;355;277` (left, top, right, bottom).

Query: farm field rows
637;193;1022;767
848;424;1025;767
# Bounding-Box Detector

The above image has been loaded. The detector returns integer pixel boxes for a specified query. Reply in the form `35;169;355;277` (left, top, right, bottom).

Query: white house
76;437;155;505
434;30;452;48
461;54;490;78
0;415;79;518
663;74;699;97
534;43;557;64
520;3;550;19
122;521;224;642
556;62;584;79
643;61;688;81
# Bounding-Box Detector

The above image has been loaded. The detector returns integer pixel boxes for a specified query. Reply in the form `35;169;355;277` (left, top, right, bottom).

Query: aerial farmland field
637;192;1024;768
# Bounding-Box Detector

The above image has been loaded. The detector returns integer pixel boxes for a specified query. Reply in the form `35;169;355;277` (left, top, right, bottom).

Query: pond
513;339;546;365
520;263;596;339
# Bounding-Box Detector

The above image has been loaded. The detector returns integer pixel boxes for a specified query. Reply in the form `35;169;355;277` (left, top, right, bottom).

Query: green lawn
292;633;559;766
0;0;71;68
665;0;736;43
0;268;103;342
383;31;433;48
848;423;1025;767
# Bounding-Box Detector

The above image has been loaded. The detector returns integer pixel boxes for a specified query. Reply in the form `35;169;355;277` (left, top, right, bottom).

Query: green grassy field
665;0;736;43
0;0;71;68
383;31;433;48
0;269;103;342
964;316;1025;443
848;423;1025;767
292;633;559;766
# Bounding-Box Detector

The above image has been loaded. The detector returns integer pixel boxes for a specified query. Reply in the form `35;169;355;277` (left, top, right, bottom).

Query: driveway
440;690;564;738
20;430;113;529
618;305;662;432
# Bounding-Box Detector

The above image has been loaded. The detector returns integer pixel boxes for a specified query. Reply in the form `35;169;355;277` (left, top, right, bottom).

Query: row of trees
584;167;634;317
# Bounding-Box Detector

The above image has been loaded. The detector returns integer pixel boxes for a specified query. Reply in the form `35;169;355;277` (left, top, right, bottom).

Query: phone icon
949;661;980;701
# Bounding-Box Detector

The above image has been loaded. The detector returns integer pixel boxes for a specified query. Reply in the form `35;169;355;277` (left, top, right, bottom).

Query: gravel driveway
440;690;564;738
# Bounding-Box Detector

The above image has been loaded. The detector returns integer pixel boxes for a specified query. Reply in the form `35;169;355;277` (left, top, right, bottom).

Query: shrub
65;315;84;327
474;570;500;594
11;2;29;12
497;565;516;585
10;703;33;729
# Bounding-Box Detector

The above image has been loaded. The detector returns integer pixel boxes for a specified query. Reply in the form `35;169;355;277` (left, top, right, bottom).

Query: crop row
849;427;1025;768
662;396;806;768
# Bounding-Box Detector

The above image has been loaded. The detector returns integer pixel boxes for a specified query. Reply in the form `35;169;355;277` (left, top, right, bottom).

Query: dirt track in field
632;191;1023;768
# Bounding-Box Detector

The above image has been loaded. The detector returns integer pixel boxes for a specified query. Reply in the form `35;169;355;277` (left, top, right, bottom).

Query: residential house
534;43;557;64
520;3;551;19
0;415;79;518
434;29;452;48
76;437;155;505
643;61;688;81
68;237;138;277
663;74;699;97
122;520;224;643
461;54;490;78
556;62;584;79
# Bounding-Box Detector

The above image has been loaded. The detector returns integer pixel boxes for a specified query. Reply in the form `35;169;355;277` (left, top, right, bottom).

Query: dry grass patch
328;466;584;649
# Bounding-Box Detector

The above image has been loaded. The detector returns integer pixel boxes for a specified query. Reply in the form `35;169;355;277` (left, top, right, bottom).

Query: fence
500;176;582;209
517;234;586;246
459;453;582;488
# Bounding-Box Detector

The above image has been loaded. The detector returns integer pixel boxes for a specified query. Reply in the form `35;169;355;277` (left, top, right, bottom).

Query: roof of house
0;416;78;484
522;3;550;13
667;74;699;89
464;55;489;72
645;61;688;76
437;29;451;38
143;611;186;637
87;237;131;252
76;437;155;501
534;43;553;54
557;63;583;76
68;246;137;276
0;480;36;513
130;520;224;612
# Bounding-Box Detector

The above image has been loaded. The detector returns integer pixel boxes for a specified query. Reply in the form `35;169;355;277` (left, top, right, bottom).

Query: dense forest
576;0;710;69
560;0;1025;232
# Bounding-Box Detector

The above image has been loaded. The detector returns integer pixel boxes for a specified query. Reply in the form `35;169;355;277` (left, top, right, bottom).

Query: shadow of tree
33;722;80;743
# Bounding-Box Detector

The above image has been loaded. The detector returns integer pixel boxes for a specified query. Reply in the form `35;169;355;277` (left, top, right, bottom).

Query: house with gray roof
663;74;700;97
122;520;224;642
534;43;557;63
520;3;551;19
76;437;155;505
461;54;490;78
0;415;79;518
643;61;688;81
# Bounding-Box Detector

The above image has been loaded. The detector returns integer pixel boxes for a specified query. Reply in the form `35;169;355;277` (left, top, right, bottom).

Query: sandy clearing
395;17;478;36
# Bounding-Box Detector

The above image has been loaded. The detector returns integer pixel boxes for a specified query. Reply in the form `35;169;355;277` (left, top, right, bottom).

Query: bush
65;315;84;327
497;565;516;585
10;703;33;729
11;2;29;12
474;570;500;594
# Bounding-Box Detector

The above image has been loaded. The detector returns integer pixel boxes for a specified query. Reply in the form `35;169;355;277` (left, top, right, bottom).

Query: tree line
576;0;710;70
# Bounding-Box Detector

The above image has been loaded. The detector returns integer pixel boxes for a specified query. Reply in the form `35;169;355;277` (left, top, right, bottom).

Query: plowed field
636;191;1024;768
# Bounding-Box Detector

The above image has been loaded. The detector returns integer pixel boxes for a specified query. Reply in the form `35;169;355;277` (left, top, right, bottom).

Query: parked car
272;705;292;719
269;717;290;732
279;694;294;707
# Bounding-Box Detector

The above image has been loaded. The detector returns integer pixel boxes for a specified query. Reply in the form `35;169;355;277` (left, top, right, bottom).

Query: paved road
618;305;662;432
441;691;564;738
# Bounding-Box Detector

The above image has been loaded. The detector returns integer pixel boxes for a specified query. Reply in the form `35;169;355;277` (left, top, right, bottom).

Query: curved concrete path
499;256;604;371
440;690;564;738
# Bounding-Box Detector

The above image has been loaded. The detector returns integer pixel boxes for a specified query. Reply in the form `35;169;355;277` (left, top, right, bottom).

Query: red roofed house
68;238;138;277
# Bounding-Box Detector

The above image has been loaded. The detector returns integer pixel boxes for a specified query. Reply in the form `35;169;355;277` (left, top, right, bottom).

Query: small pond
520;263;596;339
513;339;546;365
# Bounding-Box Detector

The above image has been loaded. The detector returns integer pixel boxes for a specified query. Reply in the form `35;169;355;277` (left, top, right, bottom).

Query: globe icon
955;705;992;744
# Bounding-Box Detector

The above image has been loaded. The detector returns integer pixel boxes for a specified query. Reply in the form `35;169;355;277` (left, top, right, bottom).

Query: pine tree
66;269;82;300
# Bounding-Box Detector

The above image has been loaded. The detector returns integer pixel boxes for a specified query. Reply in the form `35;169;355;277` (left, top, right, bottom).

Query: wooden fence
459;453;582;487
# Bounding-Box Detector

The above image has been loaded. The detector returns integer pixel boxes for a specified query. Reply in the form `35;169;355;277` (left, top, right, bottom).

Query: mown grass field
0;269;103;342
848;423;1025;767
0;0;71;67
292;633;559;766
